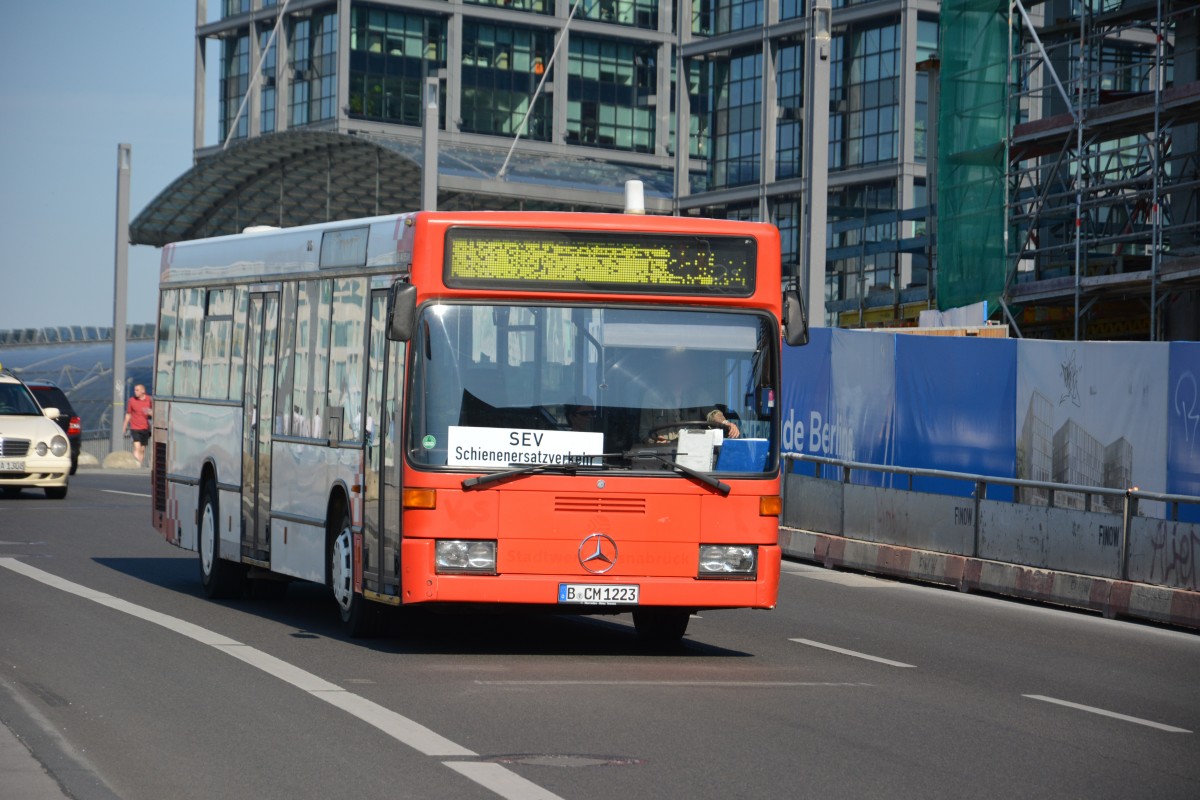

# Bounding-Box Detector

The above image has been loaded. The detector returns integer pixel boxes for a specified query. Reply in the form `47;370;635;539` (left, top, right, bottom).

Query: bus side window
274;282;298;435
329;277;367;442
175;287;205;398
228;287;249;399
200;288;233;400
291;279;331;438
156;290;179;397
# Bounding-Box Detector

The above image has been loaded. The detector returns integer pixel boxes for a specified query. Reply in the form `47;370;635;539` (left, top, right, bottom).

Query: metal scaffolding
1004;0;1200;340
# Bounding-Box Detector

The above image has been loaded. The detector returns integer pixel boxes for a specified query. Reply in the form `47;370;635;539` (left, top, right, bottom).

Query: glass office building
136;1;940;326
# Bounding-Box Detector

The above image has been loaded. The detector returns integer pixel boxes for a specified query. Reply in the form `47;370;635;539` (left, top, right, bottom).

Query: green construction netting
937;0;1010;313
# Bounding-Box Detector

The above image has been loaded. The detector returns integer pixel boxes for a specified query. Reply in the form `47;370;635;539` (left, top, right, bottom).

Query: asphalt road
1;472;1197;799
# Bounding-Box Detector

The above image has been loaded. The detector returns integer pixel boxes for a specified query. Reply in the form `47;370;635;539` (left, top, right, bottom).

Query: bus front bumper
400;540;781;610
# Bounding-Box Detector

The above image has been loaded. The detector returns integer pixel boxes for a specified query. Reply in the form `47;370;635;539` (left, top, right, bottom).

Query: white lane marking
444;762;564;800
3;561;576;800
1023;695;1192;734
475;680;871;688
100;490;152;498
0;557;468;755
789;638;917;668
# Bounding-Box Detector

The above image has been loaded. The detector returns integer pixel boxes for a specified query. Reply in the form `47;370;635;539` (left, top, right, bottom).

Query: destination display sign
444;227;756;296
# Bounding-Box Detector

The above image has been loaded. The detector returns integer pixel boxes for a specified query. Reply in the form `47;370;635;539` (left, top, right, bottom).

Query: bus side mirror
783;289;809;347
387;282;418;342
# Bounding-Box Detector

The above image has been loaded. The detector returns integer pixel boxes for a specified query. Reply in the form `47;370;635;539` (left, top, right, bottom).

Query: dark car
25;380;81;474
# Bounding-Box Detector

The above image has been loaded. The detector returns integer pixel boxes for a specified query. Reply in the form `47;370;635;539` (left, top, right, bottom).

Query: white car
0;370;71;499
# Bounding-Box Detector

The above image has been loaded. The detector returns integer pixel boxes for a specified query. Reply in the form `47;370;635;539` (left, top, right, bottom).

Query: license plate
558;583;640;605
0;459;24;473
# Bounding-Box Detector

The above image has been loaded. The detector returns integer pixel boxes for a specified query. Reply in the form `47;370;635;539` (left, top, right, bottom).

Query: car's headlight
50;436;69;457
435;540;496;574
36;442;48;456
698;545;757;578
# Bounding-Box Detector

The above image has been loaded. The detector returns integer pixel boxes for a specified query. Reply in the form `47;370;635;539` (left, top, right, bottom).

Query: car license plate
558;583;640;605
0;459;24;473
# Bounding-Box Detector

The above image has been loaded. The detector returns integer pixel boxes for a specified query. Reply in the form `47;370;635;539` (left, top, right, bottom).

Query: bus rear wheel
198;482;245;599
632;608;691;645
329;510;375;637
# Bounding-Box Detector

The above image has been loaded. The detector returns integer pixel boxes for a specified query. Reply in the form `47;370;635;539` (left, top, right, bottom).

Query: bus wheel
632;608;690;645
198;482;244;599
329;511;374;637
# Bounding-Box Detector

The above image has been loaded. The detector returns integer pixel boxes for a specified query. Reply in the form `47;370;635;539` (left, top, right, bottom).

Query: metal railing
782;453;1200;588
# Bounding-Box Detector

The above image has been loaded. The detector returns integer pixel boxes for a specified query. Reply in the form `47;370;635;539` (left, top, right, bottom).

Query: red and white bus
151;206;807;641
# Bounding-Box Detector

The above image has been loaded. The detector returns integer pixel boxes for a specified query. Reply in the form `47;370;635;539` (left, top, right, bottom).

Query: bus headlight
50;436;69;457
698;545;757;578
435;540;497;574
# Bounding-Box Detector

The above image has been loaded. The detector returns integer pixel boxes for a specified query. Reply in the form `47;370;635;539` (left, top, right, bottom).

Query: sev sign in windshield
447;426;604;468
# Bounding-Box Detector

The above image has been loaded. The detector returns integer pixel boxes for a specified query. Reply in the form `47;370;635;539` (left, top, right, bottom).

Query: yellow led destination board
445;228;756;296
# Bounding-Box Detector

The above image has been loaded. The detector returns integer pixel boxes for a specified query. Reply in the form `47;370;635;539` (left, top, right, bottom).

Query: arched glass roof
131;130;676;247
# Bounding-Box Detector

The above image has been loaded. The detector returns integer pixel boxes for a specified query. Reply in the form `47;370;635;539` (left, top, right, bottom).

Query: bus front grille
554;496;646;515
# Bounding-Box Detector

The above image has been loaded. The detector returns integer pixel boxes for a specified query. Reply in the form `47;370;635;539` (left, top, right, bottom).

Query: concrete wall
784;472;1199;591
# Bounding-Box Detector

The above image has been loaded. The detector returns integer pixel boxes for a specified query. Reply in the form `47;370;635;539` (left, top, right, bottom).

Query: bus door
362;290;404;598
241;291;279;565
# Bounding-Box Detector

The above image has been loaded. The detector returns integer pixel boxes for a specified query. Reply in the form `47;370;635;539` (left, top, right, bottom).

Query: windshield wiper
633;451;731;496
461;456;617;490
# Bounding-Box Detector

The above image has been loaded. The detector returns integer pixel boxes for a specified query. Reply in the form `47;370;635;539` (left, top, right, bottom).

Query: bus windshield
407;303;777;475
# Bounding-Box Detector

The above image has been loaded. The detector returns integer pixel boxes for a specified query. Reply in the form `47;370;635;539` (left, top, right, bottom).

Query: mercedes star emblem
578;533;618;574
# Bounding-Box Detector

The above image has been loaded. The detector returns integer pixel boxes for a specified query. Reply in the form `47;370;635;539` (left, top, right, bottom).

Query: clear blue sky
0;1;200;331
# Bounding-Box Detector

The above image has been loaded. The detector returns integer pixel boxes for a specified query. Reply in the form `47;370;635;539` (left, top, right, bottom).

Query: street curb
780;526;1200;630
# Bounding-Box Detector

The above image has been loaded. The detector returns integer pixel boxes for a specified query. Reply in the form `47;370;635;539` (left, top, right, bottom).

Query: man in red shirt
123;383;153;467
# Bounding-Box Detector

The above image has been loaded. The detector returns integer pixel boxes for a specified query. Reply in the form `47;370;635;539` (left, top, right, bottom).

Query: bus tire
329;509;374;637
632;608;690;645
198;481;245;599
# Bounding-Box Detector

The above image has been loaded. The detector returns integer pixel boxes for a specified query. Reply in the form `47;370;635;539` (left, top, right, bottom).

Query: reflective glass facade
220;33;250;141
348;5;444;126
776;42;804;180
200;0;938;327
459;21;553;140
290;11;338;126
579;0;658;29
706;50;762;189
567;35;656;152
830;22;901;171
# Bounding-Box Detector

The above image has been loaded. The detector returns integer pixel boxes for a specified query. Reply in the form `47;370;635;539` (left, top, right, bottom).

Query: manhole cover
483;754;643;768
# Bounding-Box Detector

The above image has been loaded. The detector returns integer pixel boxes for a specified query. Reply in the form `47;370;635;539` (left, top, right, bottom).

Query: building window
780;1;805;20
348;5;445;126
567;36;656;152
695;1;764;36
705;49;762;190
915;18;937;164
224;0;251;17
580;1;658;29
459;21;552;140
776;42;804;180
773;198;802;281
830;21;900;171
464;0;552;14
220;33;250;142
290;11;338;127
827;181;898;305
670;60;706;159
259;26;277;134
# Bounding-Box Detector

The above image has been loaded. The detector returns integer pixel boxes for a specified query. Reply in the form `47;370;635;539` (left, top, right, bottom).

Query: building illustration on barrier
1018;391;1135;513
